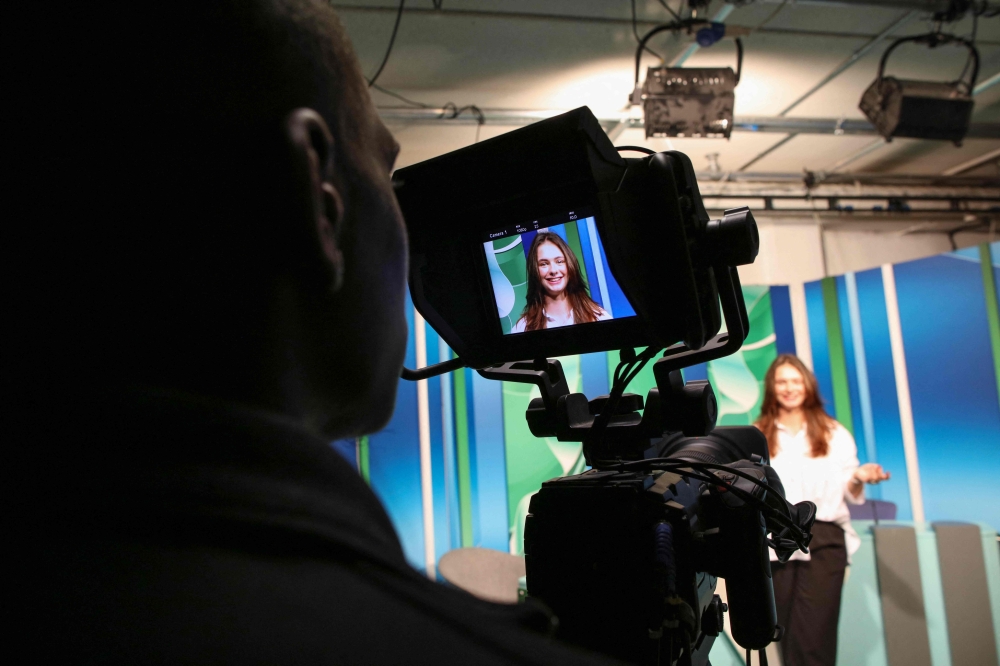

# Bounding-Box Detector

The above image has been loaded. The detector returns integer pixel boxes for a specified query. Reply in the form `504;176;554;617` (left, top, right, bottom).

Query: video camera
393;108;816;666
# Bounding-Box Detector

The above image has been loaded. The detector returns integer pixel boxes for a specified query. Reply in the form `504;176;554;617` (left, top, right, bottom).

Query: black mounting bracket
475;264;749;462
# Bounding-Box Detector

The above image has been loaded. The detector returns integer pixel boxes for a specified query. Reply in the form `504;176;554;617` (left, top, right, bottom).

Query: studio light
632;22;743;139
642;66;737;138
859;33;979;146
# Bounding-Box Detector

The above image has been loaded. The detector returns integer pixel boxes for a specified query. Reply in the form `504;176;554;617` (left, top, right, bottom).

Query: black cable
367;0;406;88
598;457;810;545
441;103;485;144
631;0;664;61
584;347;662;455
634;20;690;85
616;145;656;155
957;10;978;88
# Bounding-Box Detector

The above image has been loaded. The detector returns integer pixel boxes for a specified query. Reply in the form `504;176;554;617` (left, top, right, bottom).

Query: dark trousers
771;521;847;666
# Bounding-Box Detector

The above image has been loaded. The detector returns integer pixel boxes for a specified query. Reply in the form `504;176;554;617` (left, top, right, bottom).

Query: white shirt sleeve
511;317;527;334
830;423;865;506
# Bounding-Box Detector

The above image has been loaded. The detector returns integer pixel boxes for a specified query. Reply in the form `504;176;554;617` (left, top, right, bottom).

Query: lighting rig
630;21;743;139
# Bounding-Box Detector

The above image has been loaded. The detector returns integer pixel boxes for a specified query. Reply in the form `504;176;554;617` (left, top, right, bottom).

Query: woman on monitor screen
512;231;610;333
755;354;889;666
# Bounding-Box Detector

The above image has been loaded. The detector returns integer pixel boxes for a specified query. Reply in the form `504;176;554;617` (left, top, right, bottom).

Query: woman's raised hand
854;463;890;485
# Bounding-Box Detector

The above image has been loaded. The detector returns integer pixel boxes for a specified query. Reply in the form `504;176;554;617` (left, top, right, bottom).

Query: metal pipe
330;3;1000;44
695;171;1000;187
742;0;968;12
376;107;1000;139
942;147;1000;175
973;71;1000;96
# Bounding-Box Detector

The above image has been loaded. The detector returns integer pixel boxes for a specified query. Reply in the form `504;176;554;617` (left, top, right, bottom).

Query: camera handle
477;264;750;464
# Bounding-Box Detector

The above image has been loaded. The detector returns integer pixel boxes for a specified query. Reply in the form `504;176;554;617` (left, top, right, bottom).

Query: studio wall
334;242;1000;574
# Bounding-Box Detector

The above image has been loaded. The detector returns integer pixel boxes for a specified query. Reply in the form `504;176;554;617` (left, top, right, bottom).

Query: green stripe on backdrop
980;243;1000;410
563;221;589;288
358;436;370;484
452;368;474;548
821;277;855;435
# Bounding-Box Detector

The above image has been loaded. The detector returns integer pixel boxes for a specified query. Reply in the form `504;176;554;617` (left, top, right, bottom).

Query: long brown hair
518;231;603;332
755;354;834;458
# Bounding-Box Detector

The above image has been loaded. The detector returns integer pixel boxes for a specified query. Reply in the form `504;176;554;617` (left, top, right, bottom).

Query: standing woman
755;354;889;666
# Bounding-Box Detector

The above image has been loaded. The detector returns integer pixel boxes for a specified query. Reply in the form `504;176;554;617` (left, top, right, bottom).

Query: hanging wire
367;0;406;88
632;0;664;61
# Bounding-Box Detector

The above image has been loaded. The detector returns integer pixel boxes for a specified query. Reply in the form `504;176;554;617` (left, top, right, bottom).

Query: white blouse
511;307;611;333
768;421;865;563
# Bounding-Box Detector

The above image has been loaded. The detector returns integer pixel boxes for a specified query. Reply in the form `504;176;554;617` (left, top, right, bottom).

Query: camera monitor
393;106;757;371
483;207;636;336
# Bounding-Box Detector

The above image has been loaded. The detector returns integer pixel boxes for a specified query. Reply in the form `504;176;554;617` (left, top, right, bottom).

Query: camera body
394;107;813;665
525;429;781;665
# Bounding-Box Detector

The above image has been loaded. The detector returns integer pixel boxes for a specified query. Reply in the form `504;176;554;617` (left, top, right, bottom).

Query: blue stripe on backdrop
520;230;537;259
682;363;709;382
576;218;603;310
894;253;1000;531
855;268;910;518
837;275;869;464
367;295;425;570
423;326;449;563
769;285;797;356
471;371;510;551
845;273;879;480
805;280;836;414
581;351;610;399
439;340;461;553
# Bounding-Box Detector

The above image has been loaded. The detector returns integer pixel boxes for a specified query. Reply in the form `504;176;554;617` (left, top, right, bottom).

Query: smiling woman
754;353;890;666
512;231;610;332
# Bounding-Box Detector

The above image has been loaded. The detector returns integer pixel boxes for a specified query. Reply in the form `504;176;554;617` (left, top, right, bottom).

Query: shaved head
10;0;408;437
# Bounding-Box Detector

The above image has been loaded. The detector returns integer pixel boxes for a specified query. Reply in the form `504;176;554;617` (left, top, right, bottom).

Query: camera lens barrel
701;206;759;267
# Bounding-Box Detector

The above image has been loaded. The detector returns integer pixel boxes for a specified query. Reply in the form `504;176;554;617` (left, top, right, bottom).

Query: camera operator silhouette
9;2;616;663
512;231;611;332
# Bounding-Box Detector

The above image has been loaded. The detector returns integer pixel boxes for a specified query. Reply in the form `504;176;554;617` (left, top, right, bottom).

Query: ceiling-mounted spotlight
859;32;979;146
631;22;743;139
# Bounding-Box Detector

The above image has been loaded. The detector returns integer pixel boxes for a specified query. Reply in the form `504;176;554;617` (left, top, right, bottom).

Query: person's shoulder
826;419;856;447
595;306;612;321
512;317;527;333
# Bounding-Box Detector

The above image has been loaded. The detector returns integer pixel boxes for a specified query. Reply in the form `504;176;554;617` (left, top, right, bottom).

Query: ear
284;108;346;293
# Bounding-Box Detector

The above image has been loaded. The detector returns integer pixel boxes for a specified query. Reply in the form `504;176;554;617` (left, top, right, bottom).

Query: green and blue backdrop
332;242;1000;573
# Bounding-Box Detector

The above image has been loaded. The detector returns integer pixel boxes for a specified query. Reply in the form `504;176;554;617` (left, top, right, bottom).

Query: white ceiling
333;0;1000;176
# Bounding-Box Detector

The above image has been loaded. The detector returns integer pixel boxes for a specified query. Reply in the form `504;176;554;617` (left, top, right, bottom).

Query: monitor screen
482;207;637;335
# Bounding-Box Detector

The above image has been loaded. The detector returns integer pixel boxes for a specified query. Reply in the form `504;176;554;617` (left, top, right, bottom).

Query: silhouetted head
8;0;407;437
